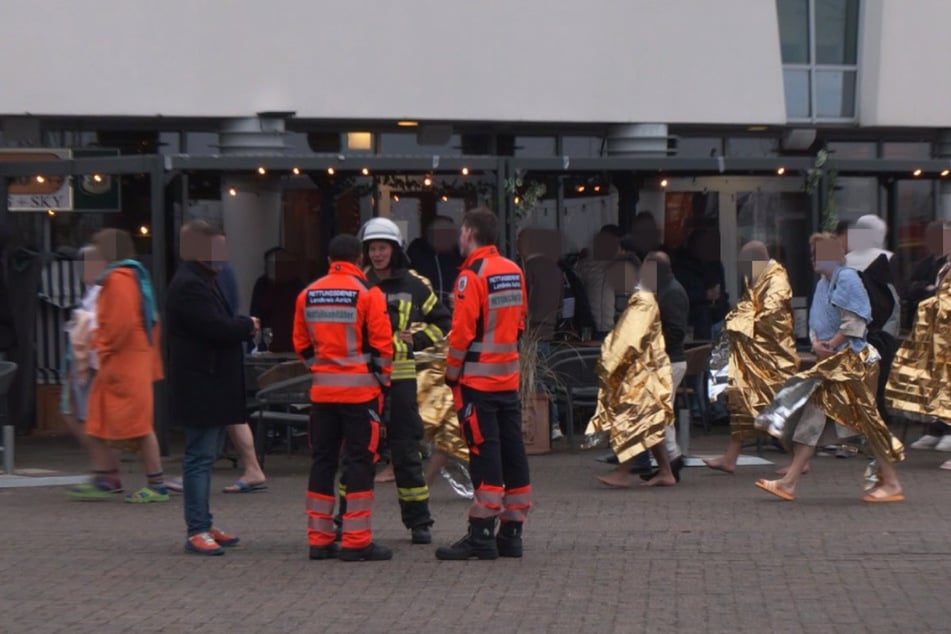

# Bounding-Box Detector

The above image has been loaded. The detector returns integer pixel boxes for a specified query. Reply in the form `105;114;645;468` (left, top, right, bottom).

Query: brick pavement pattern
3;432;951;633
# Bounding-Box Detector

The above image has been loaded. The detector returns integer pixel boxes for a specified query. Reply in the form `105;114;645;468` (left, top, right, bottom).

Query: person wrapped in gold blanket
704;241;799;473
584;266;675;488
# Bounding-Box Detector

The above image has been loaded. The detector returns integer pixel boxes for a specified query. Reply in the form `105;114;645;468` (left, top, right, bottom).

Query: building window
777;0;860;122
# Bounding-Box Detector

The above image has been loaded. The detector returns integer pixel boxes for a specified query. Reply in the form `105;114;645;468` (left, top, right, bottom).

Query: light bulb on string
292;167;301;175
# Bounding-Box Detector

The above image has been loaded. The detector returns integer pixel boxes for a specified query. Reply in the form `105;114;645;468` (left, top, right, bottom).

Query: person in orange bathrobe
69;228;167;503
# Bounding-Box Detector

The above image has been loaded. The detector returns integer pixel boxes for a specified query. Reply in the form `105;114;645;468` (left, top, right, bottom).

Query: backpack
857;253;896;334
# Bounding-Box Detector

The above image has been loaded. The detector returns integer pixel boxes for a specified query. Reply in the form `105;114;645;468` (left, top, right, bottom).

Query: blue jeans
183;425;227;536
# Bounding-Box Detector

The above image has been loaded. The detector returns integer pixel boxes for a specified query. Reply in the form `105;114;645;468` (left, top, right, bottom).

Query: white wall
859;0;951;127
0;0;786;125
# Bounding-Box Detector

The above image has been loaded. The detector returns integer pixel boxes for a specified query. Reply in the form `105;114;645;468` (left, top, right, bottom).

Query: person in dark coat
166;220;259;556
406;215;462;304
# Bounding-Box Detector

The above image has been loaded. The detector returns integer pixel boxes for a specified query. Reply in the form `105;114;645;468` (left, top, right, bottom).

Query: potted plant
518;324;553;455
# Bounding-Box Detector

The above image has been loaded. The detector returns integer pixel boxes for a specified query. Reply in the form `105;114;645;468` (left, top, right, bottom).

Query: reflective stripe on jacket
446;245;526;391
293;260;393;403
366;268;452;382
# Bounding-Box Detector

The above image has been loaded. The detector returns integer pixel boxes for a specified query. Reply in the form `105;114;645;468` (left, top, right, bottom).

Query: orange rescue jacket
446;245;526;392
293;261;393;403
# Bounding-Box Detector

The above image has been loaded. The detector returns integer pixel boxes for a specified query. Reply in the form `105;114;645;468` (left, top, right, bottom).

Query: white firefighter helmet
360;217;404;248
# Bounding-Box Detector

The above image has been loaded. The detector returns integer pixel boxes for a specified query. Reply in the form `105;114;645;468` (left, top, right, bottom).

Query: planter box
521;391;550;455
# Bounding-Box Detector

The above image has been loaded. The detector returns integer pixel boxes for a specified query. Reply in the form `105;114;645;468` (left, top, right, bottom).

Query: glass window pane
736;191;813;298
815;69;856;118
815;0;859;64
777;0;810;63
783;68;811;118
834;177;879;223
827;141;877;158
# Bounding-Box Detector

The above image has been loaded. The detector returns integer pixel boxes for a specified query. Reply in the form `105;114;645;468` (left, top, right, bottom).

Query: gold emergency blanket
754;346;904;462
885;271;951;424
583;290;673;462
414;341;469;463
723;260;800;439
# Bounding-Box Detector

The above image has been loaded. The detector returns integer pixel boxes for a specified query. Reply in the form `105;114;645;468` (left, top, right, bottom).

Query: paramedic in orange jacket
435;208;532;561
293;235;394;562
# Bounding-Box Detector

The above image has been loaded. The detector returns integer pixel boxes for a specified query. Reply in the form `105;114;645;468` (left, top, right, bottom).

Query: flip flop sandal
222;481;268;494
754;479;795;501
862;489;904;503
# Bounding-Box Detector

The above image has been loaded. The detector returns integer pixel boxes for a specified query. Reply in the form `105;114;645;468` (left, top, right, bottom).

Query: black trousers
460;386;531;523
339;379;432;529
307;400;380;548
868;330;897;420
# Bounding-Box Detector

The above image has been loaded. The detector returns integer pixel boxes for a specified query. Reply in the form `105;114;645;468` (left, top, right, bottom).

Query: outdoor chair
250;362;311;465
0;361;19;474
545;346;601;448
677;343;713;429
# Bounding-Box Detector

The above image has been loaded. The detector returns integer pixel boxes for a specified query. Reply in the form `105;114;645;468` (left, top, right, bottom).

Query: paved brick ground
3;428;951;633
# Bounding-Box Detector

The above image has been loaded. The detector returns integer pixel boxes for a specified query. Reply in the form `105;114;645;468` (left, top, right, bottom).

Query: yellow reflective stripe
422;323;443;342
336;481;347;497
392;359;417;380
397;486;430;502
392;336;409;361
421;292;437;314
397;299;411;332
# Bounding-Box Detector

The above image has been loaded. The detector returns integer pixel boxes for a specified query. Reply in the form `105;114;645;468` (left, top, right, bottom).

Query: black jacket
366;266;451;381
166;261;254;427
406;238;461;304
653;261;689;364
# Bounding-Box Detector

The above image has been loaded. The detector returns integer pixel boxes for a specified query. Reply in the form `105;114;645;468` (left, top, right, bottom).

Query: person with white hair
844;214;901;423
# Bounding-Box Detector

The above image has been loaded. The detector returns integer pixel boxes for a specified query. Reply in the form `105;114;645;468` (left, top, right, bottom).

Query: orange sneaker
185;532;224;556
208;527;240;547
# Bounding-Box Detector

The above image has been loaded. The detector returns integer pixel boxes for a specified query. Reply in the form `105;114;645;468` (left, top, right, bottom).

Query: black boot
411;525;432;545
496;521;523;558
309;542;340;560
435;518;498;560
338;542;393;562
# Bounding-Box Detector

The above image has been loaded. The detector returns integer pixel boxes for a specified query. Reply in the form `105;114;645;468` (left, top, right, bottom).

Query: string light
292;167;301;175
327;167;335;176
593;185;602;192
461;167;470;176
441;195;449;202
423;176;433;187
942;169;950;177
361;167;370;176
46;208;55;216
913;168;923;177
392;194;400;202
513;195;520;205
257;166;267;175
92;174;103;183
35;175;46;184
660;178;669;188
777;166;786;175
576;184;585;193
228;187;238;196
138;225;150;236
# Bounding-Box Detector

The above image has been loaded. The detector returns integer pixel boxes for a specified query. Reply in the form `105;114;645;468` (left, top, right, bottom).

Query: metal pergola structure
3;151;950;452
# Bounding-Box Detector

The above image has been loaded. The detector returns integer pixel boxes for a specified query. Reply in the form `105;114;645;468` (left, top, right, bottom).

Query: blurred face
210;235;229;272
846;227;875;253
812;238;843;276
429;220;456;254
82;248;105;285
367;241;394;271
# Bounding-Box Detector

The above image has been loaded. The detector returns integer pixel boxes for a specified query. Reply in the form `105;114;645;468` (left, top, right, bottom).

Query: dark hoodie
652;257;689;363
406;237;461;304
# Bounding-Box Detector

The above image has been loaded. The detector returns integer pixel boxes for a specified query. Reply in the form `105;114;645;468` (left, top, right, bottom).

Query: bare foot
702;456;735;474
374;464;395;483
775;462;810;476
641;472;677;487
597;469;637;488
240;471;266;485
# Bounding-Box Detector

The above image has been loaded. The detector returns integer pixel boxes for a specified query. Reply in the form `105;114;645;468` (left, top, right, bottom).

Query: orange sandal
754;479;795;501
